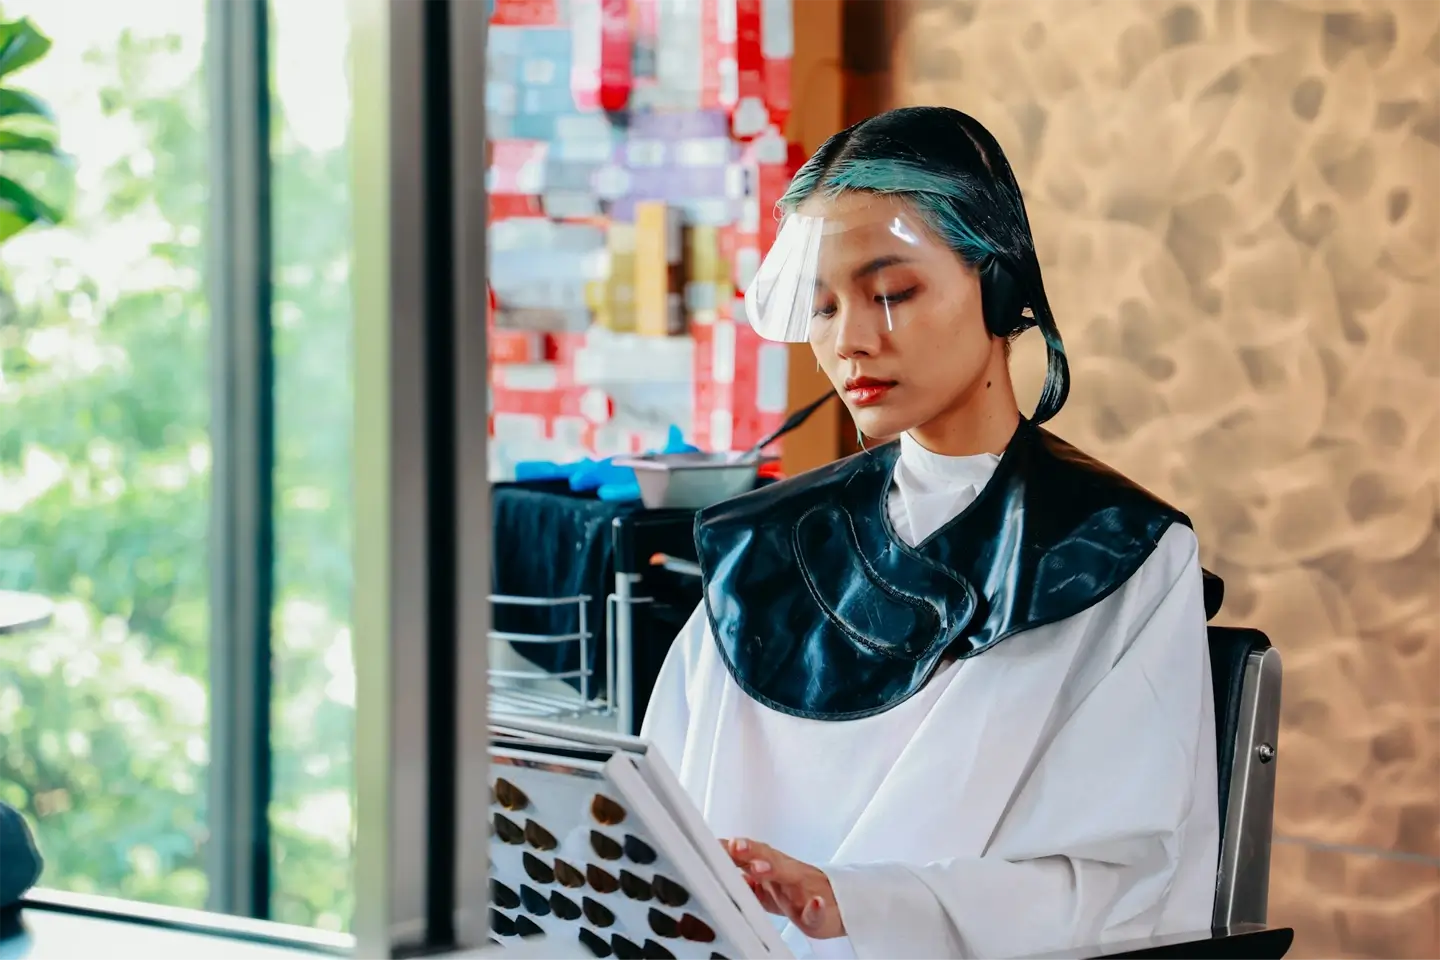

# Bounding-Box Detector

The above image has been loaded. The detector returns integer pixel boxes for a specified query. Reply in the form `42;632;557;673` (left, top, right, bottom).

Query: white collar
897;431;1001;488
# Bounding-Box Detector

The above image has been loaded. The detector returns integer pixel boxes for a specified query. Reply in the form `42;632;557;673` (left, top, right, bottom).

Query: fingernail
734;839;749;852
750;859;771;875
802;897;824;924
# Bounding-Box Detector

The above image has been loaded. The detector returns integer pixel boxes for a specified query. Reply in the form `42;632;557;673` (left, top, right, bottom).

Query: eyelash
879;287;918;306
813;286;919;319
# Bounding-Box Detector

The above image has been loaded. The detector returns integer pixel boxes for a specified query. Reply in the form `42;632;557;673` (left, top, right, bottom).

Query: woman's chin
850;407;910;444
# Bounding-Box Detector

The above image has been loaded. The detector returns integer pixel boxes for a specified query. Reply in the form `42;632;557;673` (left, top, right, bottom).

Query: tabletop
0;909;321;960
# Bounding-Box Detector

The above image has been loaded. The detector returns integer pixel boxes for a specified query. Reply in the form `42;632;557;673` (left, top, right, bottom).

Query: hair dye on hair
780;106;1070;423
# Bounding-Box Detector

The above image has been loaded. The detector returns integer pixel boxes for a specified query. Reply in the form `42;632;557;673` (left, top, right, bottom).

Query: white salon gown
640;433;1219;959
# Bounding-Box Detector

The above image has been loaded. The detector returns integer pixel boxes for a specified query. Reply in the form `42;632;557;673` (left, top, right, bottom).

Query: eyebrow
852;255;911;280
816;254;914;292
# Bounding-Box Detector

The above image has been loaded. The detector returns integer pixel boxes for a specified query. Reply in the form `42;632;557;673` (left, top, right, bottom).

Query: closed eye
877;287;918;306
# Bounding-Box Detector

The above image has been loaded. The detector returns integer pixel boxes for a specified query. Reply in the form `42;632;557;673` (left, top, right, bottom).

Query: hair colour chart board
486;719;791;959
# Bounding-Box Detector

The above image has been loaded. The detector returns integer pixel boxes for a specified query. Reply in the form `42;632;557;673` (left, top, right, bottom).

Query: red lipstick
844;376;897;406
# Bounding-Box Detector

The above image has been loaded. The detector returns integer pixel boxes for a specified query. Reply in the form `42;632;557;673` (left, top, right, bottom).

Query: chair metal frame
1213;645;1283;928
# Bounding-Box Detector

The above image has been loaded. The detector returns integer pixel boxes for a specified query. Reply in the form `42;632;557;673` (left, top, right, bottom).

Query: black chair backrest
1207;625;1273;847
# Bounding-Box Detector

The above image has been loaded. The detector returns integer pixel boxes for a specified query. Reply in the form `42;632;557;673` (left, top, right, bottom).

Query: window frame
349;0;492;954
19;888;352;955
205;0;277;921
16;0;491;954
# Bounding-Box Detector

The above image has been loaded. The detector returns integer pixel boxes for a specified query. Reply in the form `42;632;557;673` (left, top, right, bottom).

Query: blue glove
516;425;700;501
513;459;583;483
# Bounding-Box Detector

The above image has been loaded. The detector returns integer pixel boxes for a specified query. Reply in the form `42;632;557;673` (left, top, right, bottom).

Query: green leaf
0;173;60;241
0;18;52;79
0;87;53;122
0;129;58;155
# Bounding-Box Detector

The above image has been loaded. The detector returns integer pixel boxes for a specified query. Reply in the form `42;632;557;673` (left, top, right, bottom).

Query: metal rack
487;592;615;722
485;507;704;732
608;509;703;734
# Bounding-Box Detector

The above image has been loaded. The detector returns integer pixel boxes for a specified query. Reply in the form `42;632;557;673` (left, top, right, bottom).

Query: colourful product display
486;0;796;480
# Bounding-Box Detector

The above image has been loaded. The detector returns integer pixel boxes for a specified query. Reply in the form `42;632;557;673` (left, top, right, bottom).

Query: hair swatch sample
590;830;623;861
611;934;643;960
591;793;627;826
519;883;551;916
489;879;520;911
623;834;657;865
582;896;616;928
515;915;545;938
549;890;582;921
579;927;614;957
522;851;554;885
493;778;529;811
489;909;515;937
525;818;558;851
554;858;586;888
620;869;653;901
652;874;689;908
642;939;676;959
493;812;524;845
647;909;678;938
679;914;717;943
586;864;620;894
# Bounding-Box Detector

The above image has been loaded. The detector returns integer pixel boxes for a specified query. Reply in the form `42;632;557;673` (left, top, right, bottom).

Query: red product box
543;331;586;369
489;140;548;194
729;0;768;138
492;0;560;26
694;303;789;448
491;383;614;424
748;128;790;251
599;0;633;111
691;314;782;452
491;330;544;365
702;0;734;112
489;194;546;221
763;56;791;134
571;0;634;113
760;0;793;130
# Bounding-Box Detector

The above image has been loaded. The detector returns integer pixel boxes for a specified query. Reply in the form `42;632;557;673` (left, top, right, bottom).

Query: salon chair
1023;571;1292;959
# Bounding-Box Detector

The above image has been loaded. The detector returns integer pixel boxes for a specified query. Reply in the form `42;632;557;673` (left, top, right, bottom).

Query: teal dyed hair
781;159;1000;266
780;106;1070;424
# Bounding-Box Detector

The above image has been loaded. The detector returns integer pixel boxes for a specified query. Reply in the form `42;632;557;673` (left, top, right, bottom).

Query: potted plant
0;16;63;242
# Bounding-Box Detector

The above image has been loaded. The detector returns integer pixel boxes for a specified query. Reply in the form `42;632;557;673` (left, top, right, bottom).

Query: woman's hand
722;838;845;940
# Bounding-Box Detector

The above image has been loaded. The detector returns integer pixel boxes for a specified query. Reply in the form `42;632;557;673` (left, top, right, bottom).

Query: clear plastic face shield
743;195;965;345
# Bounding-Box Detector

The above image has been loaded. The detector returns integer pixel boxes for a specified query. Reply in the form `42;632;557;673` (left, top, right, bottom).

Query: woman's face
797;192;1001;441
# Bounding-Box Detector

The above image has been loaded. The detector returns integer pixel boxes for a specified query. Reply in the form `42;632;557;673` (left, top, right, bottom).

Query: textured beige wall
889;1;1440;957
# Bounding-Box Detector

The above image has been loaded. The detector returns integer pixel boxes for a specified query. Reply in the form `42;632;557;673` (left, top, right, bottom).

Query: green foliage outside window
0;4;355;932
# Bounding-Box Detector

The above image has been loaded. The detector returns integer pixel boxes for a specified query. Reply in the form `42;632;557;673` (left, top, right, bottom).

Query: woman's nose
832;306;884;359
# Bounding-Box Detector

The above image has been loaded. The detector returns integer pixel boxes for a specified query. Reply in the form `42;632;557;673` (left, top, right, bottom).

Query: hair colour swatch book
487;717;792;960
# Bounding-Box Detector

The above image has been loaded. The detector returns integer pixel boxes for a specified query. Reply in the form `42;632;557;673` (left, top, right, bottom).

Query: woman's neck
907;349;1021;457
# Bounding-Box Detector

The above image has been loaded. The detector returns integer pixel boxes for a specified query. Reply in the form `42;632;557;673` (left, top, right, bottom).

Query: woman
640;106;1217;960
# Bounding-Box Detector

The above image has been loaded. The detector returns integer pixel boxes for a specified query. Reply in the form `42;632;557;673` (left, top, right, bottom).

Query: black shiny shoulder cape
693;419;1191;721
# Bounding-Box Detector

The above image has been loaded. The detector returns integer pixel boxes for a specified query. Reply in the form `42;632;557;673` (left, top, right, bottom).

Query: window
0;0;214;909
0;0;356;931
267;0;355;933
